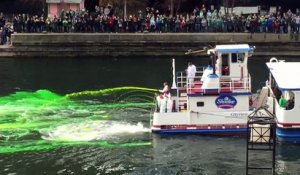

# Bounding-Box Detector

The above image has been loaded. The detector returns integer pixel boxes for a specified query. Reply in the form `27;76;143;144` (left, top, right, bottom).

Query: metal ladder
246;107;276;175
178;89;187;111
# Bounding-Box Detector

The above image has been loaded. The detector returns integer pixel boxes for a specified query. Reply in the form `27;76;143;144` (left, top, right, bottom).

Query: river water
0;56;299;175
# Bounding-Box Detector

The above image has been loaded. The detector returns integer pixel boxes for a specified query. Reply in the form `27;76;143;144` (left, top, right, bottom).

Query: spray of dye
0;87;157;153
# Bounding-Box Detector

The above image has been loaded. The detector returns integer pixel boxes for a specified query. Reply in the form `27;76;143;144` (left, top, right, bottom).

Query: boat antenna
171;58;177;89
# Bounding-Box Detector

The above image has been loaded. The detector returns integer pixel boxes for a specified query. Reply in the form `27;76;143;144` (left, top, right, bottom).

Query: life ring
270;57;278;63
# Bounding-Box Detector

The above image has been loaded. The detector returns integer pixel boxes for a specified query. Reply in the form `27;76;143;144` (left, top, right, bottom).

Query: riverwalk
1;33;300;57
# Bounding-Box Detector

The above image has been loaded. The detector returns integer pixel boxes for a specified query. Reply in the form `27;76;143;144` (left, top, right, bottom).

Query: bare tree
231;0;236;14
164;0;188;16
103;0;146;17
99;0;110;6
222;0;236;15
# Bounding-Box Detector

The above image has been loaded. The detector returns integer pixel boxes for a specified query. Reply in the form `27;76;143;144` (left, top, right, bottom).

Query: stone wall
2;33;300;57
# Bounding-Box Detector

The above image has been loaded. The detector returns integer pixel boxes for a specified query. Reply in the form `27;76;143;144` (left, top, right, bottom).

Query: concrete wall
3;33;300;57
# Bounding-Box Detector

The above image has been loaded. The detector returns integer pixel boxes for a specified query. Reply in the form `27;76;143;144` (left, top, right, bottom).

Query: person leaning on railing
159;82;171;99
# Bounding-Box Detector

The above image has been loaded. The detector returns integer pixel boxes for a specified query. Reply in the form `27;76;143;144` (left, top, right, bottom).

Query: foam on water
41;121;150;142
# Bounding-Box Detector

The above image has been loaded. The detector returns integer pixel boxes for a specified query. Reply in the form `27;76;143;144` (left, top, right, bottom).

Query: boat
151;44;256;135
259;58;300;142
151;43;300;142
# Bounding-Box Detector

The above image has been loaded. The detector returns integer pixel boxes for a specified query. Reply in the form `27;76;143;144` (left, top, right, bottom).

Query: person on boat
159;82;171;98
286;97;295;110
186;62;197;88
279;94;287;109
157;82;172;113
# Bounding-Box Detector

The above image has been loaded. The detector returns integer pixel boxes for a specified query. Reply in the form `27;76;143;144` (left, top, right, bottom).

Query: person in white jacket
157;82;172;112
187;62;197;89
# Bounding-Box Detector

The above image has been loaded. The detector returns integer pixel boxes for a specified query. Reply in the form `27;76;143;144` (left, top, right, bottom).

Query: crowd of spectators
0;12;13;45
2;5;300;45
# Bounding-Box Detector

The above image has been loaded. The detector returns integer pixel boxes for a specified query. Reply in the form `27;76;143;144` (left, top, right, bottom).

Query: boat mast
171;58;177;89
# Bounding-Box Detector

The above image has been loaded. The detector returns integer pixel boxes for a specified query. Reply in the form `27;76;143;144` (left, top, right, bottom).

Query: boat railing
176;66;205;89
220;77;251;93
184;75;251;94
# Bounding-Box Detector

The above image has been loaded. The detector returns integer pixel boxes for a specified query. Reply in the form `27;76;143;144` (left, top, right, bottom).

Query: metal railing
176;66;206;89
177;71;252;94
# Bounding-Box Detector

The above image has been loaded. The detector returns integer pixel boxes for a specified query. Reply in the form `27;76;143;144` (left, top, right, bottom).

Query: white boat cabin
175;44;255;113
261;59;300;142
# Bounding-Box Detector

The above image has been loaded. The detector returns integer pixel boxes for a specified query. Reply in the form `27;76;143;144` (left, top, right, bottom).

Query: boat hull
152;111;250;135
152;127;248;136
276;127;300;143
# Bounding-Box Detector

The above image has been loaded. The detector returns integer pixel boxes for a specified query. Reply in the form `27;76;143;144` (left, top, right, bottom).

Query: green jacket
279;97;287;108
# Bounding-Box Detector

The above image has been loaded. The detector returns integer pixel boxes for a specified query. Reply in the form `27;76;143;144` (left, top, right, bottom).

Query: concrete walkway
0;44;12;48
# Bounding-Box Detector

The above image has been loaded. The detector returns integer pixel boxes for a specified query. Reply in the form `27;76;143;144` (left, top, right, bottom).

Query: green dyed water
1;57;300;175
0;87;156;154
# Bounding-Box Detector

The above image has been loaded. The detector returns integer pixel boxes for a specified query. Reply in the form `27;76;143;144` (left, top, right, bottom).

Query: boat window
286;91;295;110
278;91;295;110
232;53;237;63
237;53;245;63
221;54;229;75
221;54;229;66
197;102;204;107
271;76;281;100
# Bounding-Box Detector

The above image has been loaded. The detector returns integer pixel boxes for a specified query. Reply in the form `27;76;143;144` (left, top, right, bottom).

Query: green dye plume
66;86;157;100
0;87;155;153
